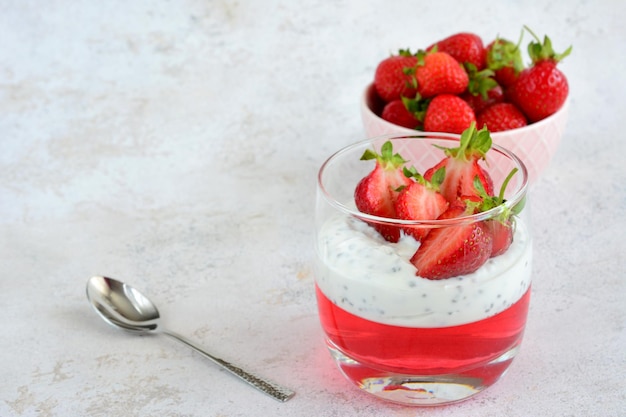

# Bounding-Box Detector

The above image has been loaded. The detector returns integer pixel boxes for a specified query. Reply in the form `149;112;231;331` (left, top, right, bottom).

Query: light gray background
1;1;624;416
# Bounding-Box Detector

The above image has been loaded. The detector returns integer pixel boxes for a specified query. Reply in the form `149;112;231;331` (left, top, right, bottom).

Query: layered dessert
315;211;531;376
315;125;531;392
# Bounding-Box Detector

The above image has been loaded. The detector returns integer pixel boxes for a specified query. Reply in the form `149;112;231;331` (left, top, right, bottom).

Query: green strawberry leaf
524;25;572;63
465;63;498;100
433;123;493;161
403;165;445;191
473;167;522;222
429;166;446;188
361;141;407;170
401;94;428;122
360;149;378;161
511;195;526;215
486;31;525;73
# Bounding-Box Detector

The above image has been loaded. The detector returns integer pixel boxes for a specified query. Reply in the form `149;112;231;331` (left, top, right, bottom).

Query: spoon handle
161;329;295;402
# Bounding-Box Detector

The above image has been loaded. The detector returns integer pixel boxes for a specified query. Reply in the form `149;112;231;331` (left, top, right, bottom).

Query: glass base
327;340;520;406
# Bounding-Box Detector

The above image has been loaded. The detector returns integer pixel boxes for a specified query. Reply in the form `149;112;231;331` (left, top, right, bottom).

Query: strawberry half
486;219;514;258
424;123;494;202
354;141;412;242
473;168;523;258
410;201;493;280
394;166;449;241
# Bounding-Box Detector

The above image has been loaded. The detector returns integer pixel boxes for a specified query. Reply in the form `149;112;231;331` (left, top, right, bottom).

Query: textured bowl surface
361;83;569;185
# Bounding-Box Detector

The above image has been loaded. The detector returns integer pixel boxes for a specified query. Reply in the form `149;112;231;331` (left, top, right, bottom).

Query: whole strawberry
381;99;422;129
354;141;412;242
463;84;504;115
462;62;503;114
507;27;572;122
477;102;527;132
485;37;525;88
423;94;476;134
415;51;469;98
374;51;419;102
429;32;486;70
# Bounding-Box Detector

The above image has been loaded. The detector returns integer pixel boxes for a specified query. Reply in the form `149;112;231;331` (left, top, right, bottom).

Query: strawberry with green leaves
461;63;503;114
354;141;412;242
374;51;419;102
473;168;522;257
507;27;572;122
394;166;449;241
485;36;525;88
410;198;493;280
463;84;504;115
424;123;494;202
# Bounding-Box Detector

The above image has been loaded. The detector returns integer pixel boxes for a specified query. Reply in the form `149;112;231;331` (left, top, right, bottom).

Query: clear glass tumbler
314;132;531;406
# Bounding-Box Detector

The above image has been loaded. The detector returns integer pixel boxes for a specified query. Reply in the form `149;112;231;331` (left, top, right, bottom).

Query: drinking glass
314;132;531;406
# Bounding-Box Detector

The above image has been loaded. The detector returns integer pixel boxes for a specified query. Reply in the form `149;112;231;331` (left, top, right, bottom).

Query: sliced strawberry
424;158;447;181
410;203;493;280
450;194;483;211
423;123;494;202
354;141;412;242
485;219;514;257
394;167;449;241
430;157;493;202
473;168;521;257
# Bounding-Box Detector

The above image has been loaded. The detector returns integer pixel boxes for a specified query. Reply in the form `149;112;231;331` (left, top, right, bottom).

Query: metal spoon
86;275;295;402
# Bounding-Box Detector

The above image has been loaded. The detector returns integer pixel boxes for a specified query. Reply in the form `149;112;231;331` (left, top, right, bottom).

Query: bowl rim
361;82;570;135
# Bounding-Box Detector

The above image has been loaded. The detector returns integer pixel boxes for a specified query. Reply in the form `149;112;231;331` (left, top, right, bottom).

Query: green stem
498;167;518;202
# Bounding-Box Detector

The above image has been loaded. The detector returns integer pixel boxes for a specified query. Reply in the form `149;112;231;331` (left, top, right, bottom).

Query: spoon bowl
87;276;159;332
86;276;295;402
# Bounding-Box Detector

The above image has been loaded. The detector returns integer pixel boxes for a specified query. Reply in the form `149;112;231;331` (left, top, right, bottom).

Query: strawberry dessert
315;125;531;404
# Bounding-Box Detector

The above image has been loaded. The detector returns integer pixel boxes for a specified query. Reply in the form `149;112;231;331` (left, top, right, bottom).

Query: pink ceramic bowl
360;83;569;185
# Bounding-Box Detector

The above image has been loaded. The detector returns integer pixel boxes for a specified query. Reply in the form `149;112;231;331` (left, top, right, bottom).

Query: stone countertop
1;1;624;416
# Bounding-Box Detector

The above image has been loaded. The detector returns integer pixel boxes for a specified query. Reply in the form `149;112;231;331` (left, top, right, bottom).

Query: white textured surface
1;1;624;416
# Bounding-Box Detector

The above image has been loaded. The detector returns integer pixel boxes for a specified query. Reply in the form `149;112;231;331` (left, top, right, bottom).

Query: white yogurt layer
315;214;532;328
